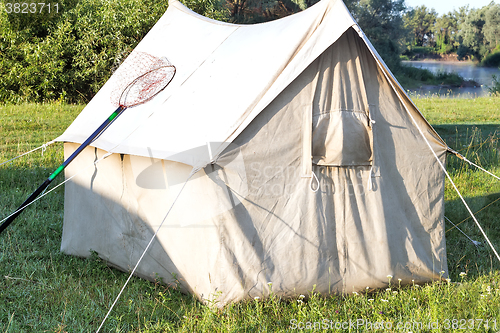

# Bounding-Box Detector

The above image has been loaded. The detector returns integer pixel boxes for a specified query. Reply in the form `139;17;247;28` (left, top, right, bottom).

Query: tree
434;13;459;53
346;0;407;69
483;3;500;49
454;3;500;64
224;0;408;70
225;0;308;23
457;6;488;60
403;5;438;47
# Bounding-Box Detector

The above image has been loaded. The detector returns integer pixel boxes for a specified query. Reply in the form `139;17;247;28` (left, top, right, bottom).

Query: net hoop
110;52;176;107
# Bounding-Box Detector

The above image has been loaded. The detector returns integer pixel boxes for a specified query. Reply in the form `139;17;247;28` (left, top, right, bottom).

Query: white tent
57;0;449;304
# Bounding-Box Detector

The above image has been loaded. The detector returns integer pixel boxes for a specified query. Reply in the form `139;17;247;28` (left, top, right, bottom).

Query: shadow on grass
428;124;500;279
445;191;500;281
433;124;500;173
0;164;193;332
433;124;500;147
0;164;65;237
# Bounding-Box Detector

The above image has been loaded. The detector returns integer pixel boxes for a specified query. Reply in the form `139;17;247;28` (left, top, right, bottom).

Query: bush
435;71;463;86
481;51;500;68
394;65;469;88
488;74;500;95
402;46;436;60
0;0;167;103
437;43;455;55
398;65;435;82
0;0;227;104
457;44;471;61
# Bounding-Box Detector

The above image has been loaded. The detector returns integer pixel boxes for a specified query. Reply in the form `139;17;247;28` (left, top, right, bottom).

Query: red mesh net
110;51;176;107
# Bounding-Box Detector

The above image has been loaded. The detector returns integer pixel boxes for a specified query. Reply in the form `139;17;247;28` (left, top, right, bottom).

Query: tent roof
57;0;444;168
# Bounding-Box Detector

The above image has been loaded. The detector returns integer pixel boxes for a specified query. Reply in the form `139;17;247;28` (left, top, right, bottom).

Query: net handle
1;53;176;236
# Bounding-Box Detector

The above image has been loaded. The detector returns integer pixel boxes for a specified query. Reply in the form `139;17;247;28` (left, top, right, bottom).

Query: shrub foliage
0;0;226;104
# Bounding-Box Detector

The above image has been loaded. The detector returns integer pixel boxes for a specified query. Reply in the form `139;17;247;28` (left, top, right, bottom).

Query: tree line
0;0;498;104
403;3;500;65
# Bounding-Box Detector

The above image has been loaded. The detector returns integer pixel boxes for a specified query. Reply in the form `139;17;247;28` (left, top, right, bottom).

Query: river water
402;60;500;98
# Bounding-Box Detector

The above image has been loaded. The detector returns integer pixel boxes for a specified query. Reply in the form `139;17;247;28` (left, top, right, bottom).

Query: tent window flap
312;109;372;166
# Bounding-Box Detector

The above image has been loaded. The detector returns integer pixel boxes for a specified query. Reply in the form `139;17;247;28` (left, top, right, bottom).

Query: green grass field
1;98;500;332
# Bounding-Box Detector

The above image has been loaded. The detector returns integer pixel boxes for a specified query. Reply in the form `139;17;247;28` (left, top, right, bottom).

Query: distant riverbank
401;60;500;98
403;50;500;68
406;53;463;62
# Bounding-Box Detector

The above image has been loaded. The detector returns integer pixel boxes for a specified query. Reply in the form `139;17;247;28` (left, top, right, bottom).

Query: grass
1;98;500;332
415;96;500;125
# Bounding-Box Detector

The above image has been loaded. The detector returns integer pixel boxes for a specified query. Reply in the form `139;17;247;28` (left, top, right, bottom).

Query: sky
404;0;499;15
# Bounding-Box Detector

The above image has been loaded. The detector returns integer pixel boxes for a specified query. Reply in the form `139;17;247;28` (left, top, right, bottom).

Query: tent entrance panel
309;28;374;167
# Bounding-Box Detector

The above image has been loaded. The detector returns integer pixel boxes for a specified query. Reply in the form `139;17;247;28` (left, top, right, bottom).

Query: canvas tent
57;0;449;304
